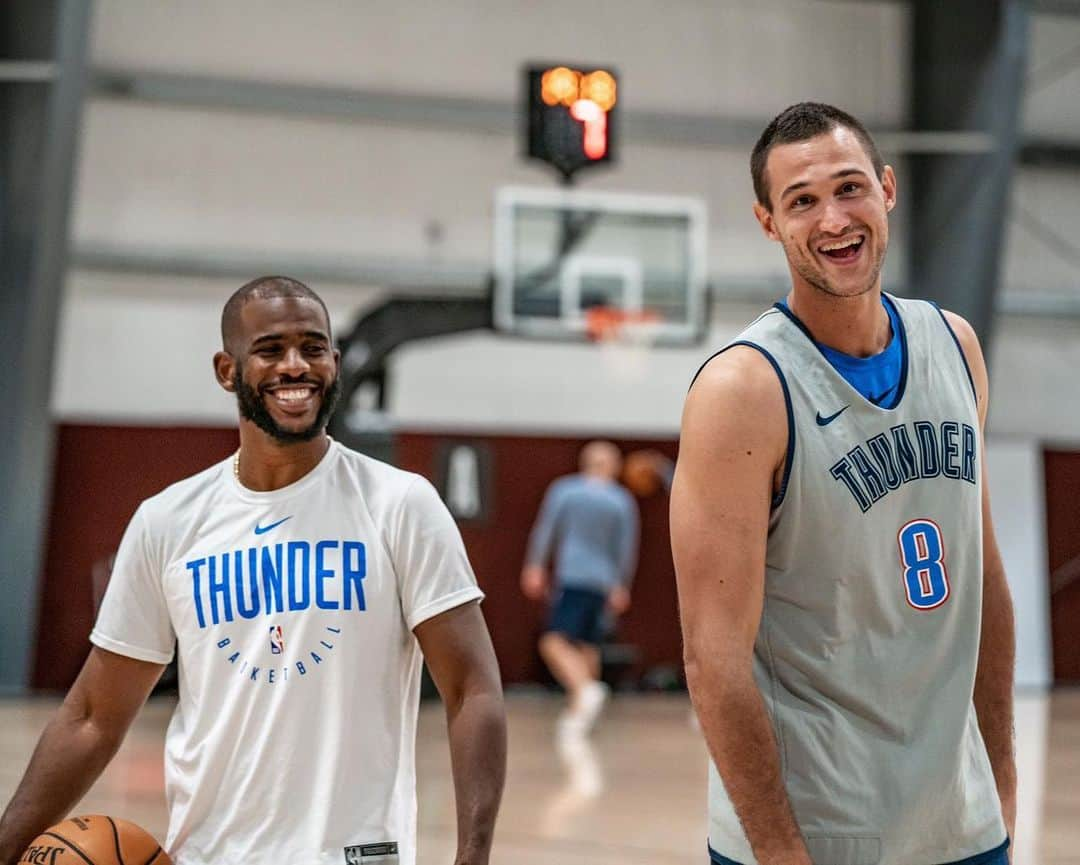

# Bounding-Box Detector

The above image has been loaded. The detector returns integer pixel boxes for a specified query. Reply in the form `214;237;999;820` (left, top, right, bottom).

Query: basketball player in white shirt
0;277;506;865
672;105;1016;865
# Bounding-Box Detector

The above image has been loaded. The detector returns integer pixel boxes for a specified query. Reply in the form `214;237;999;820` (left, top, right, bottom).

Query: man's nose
818;199;850;235
278;347;310;375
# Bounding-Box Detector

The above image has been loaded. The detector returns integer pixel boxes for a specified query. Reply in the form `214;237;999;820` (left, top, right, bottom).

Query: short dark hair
751;102;884;210
220;275;331;353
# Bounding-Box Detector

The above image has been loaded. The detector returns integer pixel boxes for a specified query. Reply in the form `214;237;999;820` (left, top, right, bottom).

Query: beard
233;370;342;443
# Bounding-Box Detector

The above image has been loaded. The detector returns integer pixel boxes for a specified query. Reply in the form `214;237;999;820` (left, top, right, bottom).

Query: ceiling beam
91;68;1080;161
90;68;1000;155
1031;0;1080;15
1021;139;1080;167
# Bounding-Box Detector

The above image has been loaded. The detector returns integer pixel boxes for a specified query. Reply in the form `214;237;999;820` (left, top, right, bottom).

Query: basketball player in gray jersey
672;103;1016;865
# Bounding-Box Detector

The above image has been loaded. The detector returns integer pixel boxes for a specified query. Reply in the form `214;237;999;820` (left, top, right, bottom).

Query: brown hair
751;102;884;211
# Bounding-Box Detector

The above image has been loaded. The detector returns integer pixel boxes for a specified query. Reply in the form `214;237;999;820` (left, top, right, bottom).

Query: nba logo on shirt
269;625;284;655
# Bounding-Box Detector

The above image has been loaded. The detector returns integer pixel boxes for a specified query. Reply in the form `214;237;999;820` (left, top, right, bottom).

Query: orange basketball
622;449;664;497
20;815;171;865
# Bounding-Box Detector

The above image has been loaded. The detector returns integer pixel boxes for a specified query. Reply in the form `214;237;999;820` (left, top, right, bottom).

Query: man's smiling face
753;125;896;299
225;295;341;443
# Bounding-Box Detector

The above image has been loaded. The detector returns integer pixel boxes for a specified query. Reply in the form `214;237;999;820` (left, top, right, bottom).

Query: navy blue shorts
708;837;1009;865
547;586;607;645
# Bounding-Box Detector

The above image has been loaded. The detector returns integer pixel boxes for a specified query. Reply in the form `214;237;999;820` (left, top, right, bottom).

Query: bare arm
0;648;165;864
945;310;1017;845
415;601;506;865
976;464;1018;846
606;496;639;616
671;348;811;865
521;484;562;600
616;495;640;588
523;483;562;569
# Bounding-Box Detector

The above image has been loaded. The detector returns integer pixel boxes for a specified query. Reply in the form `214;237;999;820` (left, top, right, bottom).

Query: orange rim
584;307;661;342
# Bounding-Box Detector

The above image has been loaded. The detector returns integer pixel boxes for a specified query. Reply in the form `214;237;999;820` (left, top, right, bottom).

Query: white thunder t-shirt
91;441;484;865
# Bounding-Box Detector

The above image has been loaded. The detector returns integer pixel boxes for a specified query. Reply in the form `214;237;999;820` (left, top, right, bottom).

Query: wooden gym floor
1;691;1075;864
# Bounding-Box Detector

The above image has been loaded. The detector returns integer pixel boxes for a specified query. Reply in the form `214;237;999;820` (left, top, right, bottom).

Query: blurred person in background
0;276;506;865
672;104;1015;865
521;440;639;739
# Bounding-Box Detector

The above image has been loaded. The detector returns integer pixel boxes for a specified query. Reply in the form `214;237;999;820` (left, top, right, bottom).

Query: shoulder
938;308;989;413
332;442;439;517
334;441;420;490
899;294;981;363
613;483;637;511
935;308;990;424
939;308;982;359
682;343;790;469
689;343;789;424
138;458;230;525
545;474;578;497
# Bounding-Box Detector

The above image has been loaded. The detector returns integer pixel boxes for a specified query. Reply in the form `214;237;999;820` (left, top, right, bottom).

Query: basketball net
584;306;662;380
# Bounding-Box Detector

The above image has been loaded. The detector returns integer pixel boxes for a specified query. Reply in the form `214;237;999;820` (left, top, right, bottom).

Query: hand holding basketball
21;815;170;865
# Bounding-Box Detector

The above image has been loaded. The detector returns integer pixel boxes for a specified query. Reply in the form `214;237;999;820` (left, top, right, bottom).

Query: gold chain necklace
234;439;330;484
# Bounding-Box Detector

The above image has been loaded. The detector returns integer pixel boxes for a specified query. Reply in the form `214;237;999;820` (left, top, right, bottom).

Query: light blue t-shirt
526;474;639;594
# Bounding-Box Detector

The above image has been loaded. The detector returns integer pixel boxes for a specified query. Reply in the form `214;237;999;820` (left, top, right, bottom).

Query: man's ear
753;201;780;241
214;350;236;392
881;164;897;213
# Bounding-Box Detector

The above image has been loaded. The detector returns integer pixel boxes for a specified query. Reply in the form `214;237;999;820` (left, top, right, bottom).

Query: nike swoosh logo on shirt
254;516;292;535
816;405;850;426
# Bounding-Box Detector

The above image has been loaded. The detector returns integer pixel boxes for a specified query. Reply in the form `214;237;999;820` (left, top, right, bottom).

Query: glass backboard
493;186;707;344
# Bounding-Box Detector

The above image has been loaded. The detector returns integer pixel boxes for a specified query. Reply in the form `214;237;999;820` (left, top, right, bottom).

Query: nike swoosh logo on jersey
254;516;292;535
816;405;850;426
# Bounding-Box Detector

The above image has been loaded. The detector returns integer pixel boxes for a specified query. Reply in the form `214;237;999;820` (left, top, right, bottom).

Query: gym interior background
2;2;1079;863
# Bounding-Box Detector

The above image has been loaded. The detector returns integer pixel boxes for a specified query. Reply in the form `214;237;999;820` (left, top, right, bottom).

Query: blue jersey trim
881;293;909;409
929;301;978;402
708;845;741;865
691;340;795;510
941;837;1010;865
708;838;1008;865
771;295;910;410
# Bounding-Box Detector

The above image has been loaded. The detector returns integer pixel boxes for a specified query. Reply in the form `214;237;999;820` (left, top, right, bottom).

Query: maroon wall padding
1044;449;1080;684
35;425;679;690
397;433;679;684
34;426;238;689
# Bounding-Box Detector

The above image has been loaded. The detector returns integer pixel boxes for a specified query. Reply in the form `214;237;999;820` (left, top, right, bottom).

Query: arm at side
944;310;1018;844
521;483;563;600
415;601;506;865
671;347;811;865
0;648;165;865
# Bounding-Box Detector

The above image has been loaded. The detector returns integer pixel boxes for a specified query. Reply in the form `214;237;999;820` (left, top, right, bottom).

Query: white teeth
275;388;313;401
820;236;863;252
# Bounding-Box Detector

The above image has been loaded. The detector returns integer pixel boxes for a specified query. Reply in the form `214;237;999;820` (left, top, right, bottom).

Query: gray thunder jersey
705;295;1006;865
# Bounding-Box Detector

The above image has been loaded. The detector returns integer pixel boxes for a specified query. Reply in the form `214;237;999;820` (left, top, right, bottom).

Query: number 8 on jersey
897;518;950;610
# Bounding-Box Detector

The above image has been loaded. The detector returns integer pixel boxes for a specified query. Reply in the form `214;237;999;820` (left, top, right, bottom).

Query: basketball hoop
584;306;663;382
583;306;662;344
492;186;708;345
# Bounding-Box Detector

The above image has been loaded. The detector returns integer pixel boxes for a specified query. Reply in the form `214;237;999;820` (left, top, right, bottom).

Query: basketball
622;449;664;497
20;815;171;865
